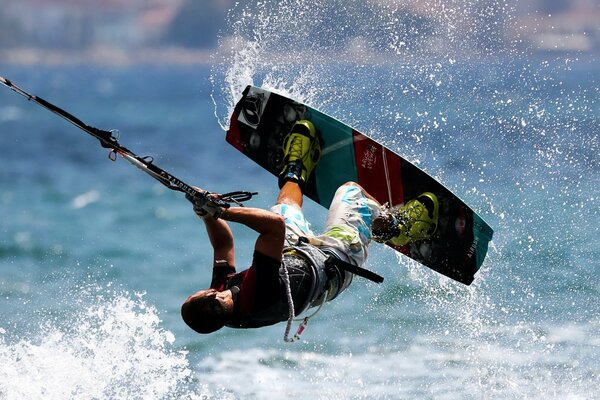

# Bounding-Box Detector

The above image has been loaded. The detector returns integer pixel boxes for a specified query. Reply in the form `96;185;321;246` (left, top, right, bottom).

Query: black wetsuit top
211;251;314;328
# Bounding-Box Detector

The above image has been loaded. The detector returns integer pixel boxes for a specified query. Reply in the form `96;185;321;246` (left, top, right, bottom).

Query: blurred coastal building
517;0;599;53
0;0;597;60
1;0;185;49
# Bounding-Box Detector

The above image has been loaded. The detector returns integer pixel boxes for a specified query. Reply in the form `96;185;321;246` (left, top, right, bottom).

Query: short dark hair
181;291;229;334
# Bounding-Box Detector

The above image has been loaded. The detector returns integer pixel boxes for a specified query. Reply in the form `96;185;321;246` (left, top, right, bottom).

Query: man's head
181;289;234;333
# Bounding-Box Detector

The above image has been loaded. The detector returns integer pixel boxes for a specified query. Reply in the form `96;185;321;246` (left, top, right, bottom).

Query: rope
281;261;297;342
281;237;328;343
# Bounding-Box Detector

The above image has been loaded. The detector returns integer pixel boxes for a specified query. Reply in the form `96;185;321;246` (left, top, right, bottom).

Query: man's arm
190;187;236;267
220;207;286;262
202;216;236;267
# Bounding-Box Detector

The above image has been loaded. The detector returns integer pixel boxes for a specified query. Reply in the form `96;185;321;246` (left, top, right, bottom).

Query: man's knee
342;181;360;187
339;181;378;204
340;181;365;193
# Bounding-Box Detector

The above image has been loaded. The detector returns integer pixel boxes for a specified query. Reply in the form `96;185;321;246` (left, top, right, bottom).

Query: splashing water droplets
0;286;203;400
208;0;599;397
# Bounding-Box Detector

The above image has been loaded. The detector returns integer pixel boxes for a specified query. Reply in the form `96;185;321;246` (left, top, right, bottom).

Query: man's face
185;288;234;312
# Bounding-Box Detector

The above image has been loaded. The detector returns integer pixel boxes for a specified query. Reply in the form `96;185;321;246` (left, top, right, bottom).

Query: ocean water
1;2;599;400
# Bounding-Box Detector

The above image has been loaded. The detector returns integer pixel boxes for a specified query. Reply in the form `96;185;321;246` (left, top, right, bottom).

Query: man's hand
186;189;225;219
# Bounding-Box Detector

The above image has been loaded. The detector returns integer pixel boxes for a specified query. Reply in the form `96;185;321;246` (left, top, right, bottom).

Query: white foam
0;106;23;122
0;288;206;400
195;332;597;400
71;190;101;209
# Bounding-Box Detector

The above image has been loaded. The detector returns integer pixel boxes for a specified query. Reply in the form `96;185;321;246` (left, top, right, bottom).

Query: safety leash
280;236;383;342
281;263;299;342
281;236;330;343
281;260;329;343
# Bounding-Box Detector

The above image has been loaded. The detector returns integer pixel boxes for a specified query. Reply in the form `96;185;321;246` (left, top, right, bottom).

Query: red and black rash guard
211;251;313;329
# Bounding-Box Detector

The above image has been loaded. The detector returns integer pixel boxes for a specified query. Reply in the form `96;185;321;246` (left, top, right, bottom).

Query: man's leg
371;192;440;245
276;181;304;208
272;120;321;242
278;120;320;192
271;177;314;243
316;181;382;267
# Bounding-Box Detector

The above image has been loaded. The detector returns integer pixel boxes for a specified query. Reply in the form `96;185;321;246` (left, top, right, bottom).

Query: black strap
325;255;384;284
295;236;384;284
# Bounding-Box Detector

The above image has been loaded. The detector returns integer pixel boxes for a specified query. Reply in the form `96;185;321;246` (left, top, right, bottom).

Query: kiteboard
226;86;494;285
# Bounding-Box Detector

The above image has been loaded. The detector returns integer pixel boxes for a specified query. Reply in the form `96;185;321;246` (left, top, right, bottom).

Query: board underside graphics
227;86;494;285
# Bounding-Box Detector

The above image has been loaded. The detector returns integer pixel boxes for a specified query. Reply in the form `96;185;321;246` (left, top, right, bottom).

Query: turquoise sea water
0;59;597;399
0;2;599;398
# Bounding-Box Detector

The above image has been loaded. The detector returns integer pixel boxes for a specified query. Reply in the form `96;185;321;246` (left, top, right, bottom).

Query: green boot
373;192;440;246
278;120;321;189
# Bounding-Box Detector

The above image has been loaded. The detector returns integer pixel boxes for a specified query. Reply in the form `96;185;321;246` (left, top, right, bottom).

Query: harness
281;237;384;342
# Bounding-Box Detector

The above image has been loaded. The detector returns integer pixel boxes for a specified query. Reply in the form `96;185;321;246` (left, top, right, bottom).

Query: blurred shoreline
1;0;597;68
1;46;597;67
0;47;215;66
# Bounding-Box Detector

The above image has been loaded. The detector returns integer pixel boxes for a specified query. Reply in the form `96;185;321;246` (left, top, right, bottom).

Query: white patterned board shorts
271;183;381;267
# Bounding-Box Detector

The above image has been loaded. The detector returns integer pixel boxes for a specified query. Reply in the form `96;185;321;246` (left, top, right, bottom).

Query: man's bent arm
220;207;286;262
203;216;236;267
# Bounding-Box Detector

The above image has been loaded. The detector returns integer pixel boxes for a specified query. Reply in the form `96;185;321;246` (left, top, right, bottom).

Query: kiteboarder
181;120;439;337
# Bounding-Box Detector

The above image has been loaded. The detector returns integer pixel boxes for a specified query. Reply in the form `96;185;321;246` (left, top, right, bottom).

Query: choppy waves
0;286;202;400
